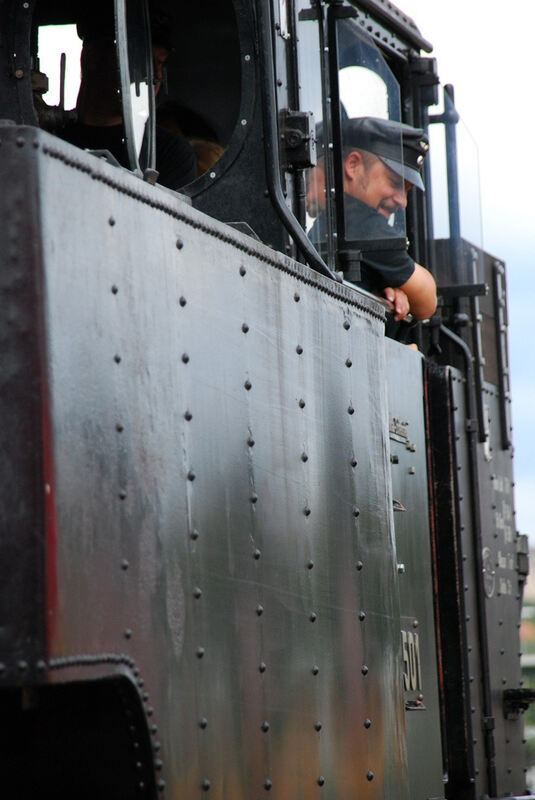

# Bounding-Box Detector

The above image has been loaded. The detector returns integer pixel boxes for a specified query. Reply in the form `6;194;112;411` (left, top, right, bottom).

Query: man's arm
398;263;437;320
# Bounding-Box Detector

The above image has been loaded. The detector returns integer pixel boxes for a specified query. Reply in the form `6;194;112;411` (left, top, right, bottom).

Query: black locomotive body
0;1;530;798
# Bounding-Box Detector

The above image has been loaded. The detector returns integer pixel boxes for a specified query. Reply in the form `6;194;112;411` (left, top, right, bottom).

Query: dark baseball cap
342;116;429;191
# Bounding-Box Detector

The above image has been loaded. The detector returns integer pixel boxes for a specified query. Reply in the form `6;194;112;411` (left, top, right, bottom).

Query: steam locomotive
0;0;531;798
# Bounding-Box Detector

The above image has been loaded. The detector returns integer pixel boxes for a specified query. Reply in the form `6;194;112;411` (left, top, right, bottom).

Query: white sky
400;0;535;539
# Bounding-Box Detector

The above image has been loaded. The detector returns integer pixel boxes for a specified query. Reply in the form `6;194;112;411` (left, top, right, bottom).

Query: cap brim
381;156;425;192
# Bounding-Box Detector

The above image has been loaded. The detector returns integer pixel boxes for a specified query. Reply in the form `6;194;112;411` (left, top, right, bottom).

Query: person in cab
308;117;437;321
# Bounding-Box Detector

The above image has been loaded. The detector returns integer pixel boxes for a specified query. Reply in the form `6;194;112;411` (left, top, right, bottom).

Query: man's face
305;162;326;219
346;151;410;219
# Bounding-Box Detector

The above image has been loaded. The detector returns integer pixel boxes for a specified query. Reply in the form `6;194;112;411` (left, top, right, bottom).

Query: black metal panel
386;341;444;800
0;125;47;681
427;362;529;800
426;363;477;800
3;127;413;797
470;381;526;796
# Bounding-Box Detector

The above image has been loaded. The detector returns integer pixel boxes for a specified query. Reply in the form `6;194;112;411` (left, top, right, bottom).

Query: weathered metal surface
427;361;528;800
0;126;410;798
451;375;526;798
386;340;445;800
0;125;47;680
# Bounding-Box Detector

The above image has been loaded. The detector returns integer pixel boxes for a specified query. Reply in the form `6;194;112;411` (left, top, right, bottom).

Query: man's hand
382;286;410;321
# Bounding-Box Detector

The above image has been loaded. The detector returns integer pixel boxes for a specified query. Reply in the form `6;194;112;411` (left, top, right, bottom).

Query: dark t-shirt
309;194;415;291
61;122;196;190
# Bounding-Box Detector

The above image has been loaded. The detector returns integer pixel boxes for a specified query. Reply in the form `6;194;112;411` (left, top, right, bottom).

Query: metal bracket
503;688;535;720
279;109;316;170
409;56;439;108
517;534;530;578
438;283;488;299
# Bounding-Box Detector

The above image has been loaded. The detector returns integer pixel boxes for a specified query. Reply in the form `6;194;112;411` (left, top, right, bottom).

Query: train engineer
307;116;437;321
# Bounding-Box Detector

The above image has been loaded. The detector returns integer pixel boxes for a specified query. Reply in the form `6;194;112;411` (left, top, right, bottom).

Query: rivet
111;284;119;294
317;776;325;786
239;266;247;276
261;721;270;732
256;604;264;616
307;560;314;570
121;559;129;570
309;612;317;622
187;470;196;481
312;665;319;675
250;493;258;504
36;660;47;671
194;587;202;599
209;171;216;179
364;718;371;729
119;490;127;500
151;725;158;734
201;779;211;791
351;458;357;467
356;561;363;571
196;647;205;659
199;717;208;729
294;292;300;302
157;779;166;791
301;452;308;462
244;54;251;61
244;380;252;391
242;323;249;333
353;507;360;517
412;619;419;628
18;660;28;672
259;661;266;672
108;216;116;226
179;296;187;307
146;706;154;716
500;648;505;655
116;423;124;432
176;238;183;250
253;549;261;560
114;354;122;363
314;721;322;731
343;321;350;330
191;529;199;540
184;410;193;421
264;779;272;790
124;628;132;639
366;771;374;782
298;399;306;408
182;353;190;364
241;119;247;126
247;437;255;447
358;611;366;621
345;358;352;368
142;692;149;701
348;405;355;415
304;506;311;516
361;664;369;675
296;345;303;355
154;759;163;770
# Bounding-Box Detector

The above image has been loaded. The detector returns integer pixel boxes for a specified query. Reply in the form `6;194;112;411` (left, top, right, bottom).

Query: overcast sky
399;0;534;539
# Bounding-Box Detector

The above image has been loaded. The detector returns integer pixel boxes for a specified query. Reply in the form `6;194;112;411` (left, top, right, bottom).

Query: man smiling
308;117;437;321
